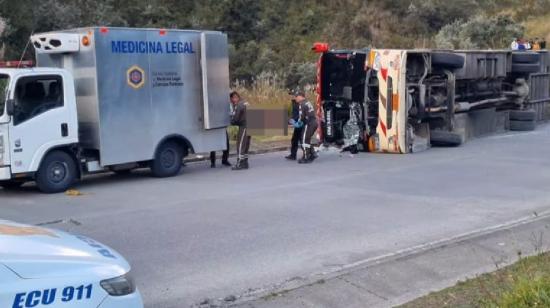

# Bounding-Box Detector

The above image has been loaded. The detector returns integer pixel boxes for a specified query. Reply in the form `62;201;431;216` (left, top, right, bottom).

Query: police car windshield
0;74;9;116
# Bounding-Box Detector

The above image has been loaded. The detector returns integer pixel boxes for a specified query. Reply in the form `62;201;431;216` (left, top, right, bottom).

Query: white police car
0;220;143;308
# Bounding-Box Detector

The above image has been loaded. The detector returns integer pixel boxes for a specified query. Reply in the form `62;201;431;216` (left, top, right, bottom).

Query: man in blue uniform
292;90;318;164
285;97;303;160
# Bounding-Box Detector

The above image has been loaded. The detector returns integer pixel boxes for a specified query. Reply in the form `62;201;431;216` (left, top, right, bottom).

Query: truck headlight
100;273;136;296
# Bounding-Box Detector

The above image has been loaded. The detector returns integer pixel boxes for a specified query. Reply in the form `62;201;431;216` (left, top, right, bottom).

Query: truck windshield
0;75;9;116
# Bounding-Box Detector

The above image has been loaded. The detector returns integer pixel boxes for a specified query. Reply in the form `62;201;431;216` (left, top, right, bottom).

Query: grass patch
523;14;550;41
400;252;550;308
233;74;317;107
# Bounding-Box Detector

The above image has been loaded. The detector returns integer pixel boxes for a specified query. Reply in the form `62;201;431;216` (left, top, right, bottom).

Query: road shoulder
234;212;550;308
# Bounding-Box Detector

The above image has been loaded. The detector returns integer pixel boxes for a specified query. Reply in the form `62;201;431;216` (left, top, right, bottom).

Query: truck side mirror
5;99;14;116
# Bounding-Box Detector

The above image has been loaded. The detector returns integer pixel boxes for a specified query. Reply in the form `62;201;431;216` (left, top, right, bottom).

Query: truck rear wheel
150;141;183;178
35;151;77;194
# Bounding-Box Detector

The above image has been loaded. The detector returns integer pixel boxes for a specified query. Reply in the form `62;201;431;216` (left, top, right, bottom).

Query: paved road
1;125;550;307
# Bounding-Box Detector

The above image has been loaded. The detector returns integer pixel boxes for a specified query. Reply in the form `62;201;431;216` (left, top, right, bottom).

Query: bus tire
509;110;536;121
150;141;183;178
430;130;463;147
35;151;77;194
511;63;540;74
431;53;465;69
512;52;540;64
510;120;536;131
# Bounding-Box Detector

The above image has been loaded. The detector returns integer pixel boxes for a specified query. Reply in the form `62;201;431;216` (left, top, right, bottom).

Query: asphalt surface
242;213;550;308
1;125;550;308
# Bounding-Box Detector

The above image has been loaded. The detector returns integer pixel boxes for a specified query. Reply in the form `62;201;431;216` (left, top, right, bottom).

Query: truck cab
0;67;78;189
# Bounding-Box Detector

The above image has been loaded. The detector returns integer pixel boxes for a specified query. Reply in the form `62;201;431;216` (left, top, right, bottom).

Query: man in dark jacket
293;90;318;164
230;91;250;170
285;98;303;160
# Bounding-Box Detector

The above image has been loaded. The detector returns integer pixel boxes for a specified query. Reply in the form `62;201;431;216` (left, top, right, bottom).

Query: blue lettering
148;41;154;53
111;40;196;54
62;286;74;302
41;289;56;305
185;42;195;54
12;293;25;308
88;242;101;248
25;291;40;308
111;41;121;53
98;248;116;258
128;41;135;53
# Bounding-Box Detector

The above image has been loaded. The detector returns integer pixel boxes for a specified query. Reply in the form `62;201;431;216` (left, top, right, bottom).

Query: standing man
285;97;303;160
230;91;250;170
292;90;318;164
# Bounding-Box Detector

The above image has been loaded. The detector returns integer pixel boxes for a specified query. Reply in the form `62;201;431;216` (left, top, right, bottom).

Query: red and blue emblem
126;65;145;89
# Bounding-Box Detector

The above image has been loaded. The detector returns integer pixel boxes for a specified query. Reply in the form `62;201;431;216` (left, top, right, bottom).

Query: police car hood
0;220;130;279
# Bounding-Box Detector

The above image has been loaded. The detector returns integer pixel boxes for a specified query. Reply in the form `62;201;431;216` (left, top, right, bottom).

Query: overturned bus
313;44;550;153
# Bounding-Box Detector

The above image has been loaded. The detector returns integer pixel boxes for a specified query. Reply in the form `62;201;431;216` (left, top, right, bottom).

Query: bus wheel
35;151;77;194
430;130;463;147
509;110;536;121
510;120;536;131
431;52;465;69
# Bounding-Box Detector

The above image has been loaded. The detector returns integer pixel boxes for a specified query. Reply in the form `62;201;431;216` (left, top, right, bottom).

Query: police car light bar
30;33;80;54
0;60;34;68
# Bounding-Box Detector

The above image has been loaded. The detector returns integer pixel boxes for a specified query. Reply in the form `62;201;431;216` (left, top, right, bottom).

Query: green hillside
1;0;549;85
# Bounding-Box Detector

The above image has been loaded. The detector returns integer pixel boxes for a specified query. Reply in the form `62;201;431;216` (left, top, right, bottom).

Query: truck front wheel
35;151;77;194
150;141;184;178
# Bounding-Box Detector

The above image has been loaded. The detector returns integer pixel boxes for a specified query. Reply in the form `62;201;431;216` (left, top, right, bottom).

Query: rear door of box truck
94;28;229;166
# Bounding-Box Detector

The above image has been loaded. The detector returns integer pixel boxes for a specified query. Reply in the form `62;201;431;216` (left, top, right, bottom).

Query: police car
0;220;143;308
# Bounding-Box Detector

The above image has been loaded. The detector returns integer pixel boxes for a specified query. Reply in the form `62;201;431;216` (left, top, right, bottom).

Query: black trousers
301;121;318;151
290;127;303;157
210;131;230;164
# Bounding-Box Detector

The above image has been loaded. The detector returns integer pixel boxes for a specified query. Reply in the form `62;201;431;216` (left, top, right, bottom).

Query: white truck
0;27;230;193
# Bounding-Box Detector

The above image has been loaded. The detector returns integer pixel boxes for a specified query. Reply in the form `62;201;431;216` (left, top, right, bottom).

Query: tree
0;0;543;84
435;14;523;49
